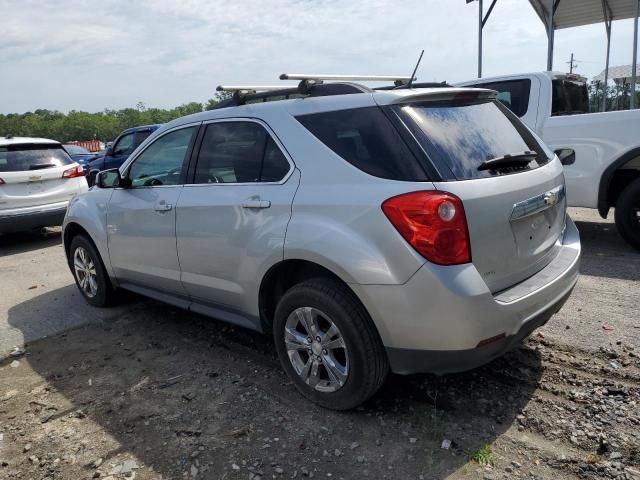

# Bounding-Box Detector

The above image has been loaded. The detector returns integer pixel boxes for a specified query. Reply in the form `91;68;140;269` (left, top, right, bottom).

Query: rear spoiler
382;88;497;105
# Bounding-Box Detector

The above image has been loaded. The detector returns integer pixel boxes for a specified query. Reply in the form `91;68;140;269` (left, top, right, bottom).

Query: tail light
382;190;471;265
62;166;85;178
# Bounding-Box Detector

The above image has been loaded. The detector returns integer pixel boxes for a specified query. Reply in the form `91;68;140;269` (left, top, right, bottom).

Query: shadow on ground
0;229;62;257
4;287;543;479
574;219;639;281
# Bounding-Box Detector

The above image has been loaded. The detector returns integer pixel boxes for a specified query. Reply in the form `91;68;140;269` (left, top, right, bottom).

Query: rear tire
68;235;116;307
273;278;388;410
614;178;640;251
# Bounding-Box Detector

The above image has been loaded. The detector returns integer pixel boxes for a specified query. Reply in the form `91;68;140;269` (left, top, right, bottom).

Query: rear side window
468;79;531;117
194;122;290;184
396;100;549;180
552;79;589;116
295;107;427;181
0;144;73;172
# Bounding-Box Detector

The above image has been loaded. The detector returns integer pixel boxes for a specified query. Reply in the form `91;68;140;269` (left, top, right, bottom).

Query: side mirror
87;169;100;187
96;169;129;188
106;146;114;157
555;148;576;166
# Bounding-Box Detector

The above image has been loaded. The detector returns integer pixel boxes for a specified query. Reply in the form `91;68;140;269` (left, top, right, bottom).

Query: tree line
0;93;231;144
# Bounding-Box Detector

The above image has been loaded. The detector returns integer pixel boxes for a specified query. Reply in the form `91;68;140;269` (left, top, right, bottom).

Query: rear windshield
0;144;73;172
295;107;428;181
394;99;551;180
552;79;589;116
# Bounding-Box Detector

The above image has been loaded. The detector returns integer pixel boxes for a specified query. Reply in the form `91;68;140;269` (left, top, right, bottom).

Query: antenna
407;50;424;89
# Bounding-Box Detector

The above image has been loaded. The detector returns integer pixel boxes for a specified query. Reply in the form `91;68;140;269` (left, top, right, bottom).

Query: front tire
68;235;115;307
273;278;388;410
614;178;640;250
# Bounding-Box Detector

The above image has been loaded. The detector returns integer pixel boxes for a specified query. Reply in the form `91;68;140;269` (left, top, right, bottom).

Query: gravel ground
0;208;638;480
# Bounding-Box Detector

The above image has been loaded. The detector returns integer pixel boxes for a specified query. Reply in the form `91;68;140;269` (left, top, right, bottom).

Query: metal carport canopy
529;0;639;110
529;0;638;29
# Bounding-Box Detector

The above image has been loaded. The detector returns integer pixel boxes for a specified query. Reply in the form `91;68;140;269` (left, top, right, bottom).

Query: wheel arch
258;258;369;334
598;146;640;218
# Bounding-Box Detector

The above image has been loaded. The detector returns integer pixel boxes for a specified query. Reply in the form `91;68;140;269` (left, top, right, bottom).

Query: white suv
0;136;88;233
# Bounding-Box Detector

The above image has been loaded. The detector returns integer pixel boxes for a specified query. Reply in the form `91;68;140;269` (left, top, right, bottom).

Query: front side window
134;130;154;148
127;126;196;187
295;107;427;181
112;132;135;156
194;122;290;184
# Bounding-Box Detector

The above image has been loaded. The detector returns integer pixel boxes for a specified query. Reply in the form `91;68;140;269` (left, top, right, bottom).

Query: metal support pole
478;0;483;78
631;0;639;109
602;0;612;112
546;0;557;71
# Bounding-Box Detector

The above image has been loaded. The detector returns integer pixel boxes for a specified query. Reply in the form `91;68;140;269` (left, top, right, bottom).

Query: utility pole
567;53;578;73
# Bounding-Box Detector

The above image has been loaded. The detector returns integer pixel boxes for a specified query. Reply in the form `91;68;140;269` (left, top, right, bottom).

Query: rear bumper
351;215;580;375
386;286;573;374
0;202;68;233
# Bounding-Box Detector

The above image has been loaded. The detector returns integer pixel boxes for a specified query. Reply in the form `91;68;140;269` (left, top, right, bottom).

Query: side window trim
186;117;295;186
119;122;201;188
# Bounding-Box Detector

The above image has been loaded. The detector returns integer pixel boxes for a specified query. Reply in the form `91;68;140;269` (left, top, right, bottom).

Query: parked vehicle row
62;78;580;409
459;71;640;250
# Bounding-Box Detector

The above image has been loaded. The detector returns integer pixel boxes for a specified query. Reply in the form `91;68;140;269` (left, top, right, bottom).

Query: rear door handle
154;203;173;212
241;200;271;209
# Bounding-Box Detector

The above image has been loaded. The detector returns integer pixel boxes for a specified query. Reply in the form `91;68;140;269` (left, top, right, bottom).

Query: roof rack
210;72;429;110
279;73;415;87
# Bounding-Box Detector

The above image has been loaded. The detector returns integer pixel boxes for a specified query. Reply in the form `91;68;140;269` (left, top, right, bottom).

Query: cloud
0;0;637;113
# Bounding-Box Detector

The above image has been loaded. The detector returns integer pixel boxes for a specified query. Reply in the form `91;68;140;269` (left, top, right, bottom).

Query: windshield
0;144;73;172
64;145;90;155
395;99;550;180
552;79;589;116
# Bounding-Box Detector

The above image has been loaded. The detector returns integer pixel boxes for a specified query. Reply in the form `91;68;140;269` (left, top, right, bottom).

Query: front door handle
241;200;271;209
154;202;173;212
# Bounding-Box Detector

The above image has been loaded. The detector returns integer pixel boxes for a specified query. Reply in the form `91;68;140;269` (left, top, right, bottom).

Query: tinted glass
296;107;426;181
0;144;73;172
552;79;589;116
397;100;549;180
469;79;531;117
127;126;196;187
261;137;290;182
134;130;153;147
195;122;267;184
64;145;90;155
112;132;135;156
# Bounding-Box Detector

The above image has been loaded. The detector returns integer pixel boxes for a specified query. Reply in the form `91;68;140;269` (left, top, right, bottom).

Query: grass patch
469;444;497;466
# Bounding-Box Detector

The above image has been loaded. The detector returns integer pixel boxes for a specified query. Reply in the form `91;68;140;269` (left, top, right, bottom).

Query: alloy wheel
284;307;350;393
73;246;98;298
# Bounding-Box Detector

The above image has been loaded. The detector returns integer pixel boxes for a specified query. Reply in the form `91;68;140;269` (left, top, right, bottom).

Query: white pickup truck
459;72;640;250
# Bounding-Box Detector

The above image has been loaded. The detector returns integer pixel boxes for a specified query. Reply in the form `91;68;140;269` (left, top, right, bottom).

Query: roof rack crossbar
280;73;415;86
216;85;293;93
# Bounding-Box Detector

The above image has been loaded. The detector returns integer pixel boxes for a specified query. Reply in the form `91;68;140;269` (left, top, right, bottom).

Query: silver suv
63;76;580;409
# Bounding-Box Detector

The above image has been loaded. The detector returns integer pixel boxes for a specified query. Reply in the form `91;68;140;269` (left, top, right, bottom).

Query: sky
1;0;638;114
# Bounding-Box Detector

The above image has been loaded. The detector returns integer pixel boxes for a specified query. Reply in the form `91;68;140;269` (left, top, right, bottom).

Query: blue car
86;124;161;184
63;144;100;173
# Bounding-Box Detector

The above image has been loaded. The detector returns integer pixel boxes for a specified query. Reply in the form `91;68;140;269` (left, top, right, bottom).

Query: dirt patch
1;301;639;480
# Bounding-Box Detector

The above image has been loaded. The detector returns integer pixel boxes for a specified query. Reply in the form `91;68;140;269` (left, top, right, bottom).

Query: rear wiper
29;163;56;170
477;151;537;171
